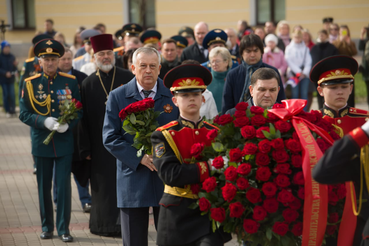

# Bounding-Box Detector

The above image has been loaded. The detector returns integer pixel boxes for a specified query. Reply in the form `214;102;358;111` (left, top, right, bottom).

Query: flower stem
43;130;56;145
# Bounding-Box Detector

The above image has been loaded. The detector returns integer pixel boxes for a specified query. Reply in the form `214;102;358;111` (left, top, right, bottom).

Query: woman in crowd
329;23;339;43
262;34;288;84
54;32;69;47
276;20;291;48
359;25;369;106
285;29;312;111
70;28;85;57
122;48;137;73
302;29;315;50
206;47;233;113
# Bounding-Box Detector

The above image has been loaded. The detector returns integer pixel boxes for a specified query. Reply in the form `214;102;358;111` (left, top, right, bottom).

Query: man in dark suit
102;47;179;246
221;34;286;115
180;22;209;64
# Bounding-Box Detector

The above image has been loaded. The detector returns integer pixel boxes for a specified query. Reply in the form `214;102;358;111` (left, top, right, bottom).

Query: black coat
310;42;339;67
180;42;208;64
159;59;181;80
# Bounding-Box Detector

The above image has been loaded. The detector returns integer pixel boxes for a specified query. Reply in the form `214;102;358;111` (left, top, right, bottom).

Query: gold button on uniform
52;109;55;112
171;132;175;136
51;90;54;93
195;131;199;135
337;119;341;124
50;82;53;85
51;99;55;103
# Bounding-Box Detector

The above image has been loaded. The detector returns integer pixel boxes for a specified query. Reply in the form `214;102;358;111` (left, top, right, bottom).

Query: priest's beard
96;57;116;72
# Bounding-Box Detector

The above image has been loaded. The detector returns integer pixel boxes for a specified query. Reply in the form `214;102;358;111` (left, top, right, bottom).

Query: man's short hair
250;68;280;86
95;23;106;30
132;47;161;66
161;38;177;47
239;34;264;56
318;29;329;36
45;19;54;25
63;47;72;55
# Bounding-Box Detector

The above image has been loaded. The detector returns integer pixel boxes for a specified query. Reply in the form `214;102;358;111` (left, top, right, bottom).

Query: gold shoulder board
25;73;41;82
25;57;35;63
156;121;178;131
58;72;76;79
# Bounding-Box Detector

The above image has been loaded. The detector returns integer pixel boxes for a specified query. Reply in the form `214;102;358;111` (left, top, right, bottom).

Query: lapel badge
163;104;173;113
38;83;43;91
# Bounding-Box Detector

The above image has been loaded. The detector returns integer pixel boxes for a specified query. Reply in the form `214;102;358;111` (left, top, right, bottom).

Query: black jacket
310;42;339;67
180;42;208;64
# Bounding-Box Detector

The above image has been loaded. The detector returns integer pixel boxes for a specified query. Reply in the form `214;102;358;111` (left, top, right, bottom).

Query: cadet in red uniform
310;55;369;246
151;64;231;246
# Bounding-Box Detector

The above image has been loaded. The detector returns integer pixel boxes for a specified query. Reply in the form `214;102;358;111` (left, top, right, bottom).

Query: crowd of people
2;16;369;245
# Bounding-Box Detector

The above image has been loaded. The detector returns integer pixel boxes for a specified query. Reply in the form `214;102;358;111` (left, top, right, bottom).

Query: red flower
255;153;270;166
297;187;305;200
237;163;252;176
236;177;250;190
316;119;334;132
317;138;329;153
256;167;272;182
224;166;238;181
278;189;295;204
256;127;270;139
119;109;128;120
291;222;303;236
253;206;267;221
285;139;302;153
291;154;302;168
272;221;289;236
289;197;302;210
326;225;337;235
234;117;250;128
329;212;339;223
262;182;277;196
235;102;249;111
337;184;346;199
267;112;279;123
258;139;271;153
329;131;341;141
243;219;259;234
275;120;292;133
272;149;289;163
210;207;226;223
282;208;299;222
229;148;243;163
72;99;83;109
293;172;305;185
234;110;246;118
212;156;224;169
241;126;256;139
206;129;218;141
250;106;265;115
274;164;291;174
271;138;284;150
328;190;339;205
199;197;211;212
263;198;279;213
190;143;204;159
243;143;258;155
292;131;300;141
275;174;291;188
202;177;217;192
246;188;262;204
272;103;285;109
229;202;245;218
214;114;233;126
191;184;200;195
251;114;267;126
222;182;237;202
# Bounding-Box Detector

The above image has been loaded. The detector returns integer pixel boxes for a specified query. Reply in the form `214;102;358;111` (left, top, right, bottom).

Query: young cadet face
172;91;204;118
41;56;59;75
317;83;353;110
249;78;280;109
242;46;262;65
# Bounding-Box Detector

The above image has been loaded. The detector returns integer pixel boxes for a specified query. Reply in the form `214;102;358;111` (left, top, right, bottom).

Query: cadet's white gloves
361;120;369;135
54;122;69;133
44;117;58;131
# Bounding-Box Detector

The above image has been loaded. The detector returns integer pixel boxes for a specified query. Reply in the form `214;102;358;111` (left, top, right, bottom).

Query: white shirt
136;80;158;99
200;89;218;120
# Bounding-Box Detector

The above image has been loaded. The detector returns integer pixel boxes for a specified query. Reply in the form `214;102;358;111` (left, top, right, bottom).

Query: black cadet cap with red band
90;34;114;53
34;39;64;58
309;55;358;86
163;64;212;94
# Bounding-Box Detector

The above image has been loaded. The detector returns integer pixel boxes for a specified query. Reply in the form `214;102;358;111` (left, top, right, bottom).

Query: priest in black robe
78;34;134;236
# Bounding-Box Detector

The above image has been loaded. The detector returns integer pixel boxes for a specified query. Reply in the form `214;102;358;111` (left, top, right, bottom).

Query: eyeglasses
210;59;226;65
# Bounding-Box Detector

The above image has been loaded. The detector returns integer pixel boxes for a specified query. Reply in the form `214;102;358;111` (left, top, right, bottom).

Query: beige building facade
0;0;368;58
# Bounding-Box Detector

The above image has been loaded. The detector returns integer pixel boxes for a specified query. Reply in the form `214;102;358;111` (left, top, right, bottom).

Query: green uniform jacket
19;72;82;158
18;57;41;99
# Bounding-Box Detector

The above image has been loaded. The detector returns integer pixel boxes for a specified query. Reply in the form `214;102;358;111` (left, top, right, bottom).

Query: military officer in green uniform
19;39;82;242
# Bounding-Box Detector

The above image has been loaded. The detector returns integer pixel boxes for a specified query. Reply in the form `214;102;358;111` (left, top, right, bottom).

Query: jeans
53;164;91;208
1;82;16;113
291;77;310;111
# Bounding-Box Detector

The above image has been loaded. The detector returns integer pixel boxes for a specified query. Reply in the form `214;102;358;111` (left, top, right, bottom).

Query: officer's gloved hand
54;122;69;133
361;120;369;135
44;117;58;131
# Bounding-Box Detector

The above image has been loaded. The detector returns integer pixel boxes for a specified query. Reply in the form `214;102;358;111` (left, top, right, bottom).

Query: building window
11;0;36;29
129;0;156;29
256;0;285;25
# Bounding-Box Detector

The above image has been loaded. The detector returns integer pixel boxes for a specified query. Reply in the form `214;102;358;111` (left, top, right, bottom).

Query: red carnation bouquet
119;98;161;157
43;98;82;145
189;100;347;246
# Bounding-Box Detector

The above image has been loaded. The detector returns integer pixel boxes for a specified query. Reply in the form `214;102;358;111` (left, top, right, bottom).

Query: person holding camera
0;40;18;118
359;25;369;106
332;25;357;107
284;29;312;111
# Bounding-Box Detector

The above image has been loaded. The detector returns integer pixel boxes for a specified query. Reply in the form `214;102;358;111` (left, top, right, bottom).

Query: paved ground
0;107;243;245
